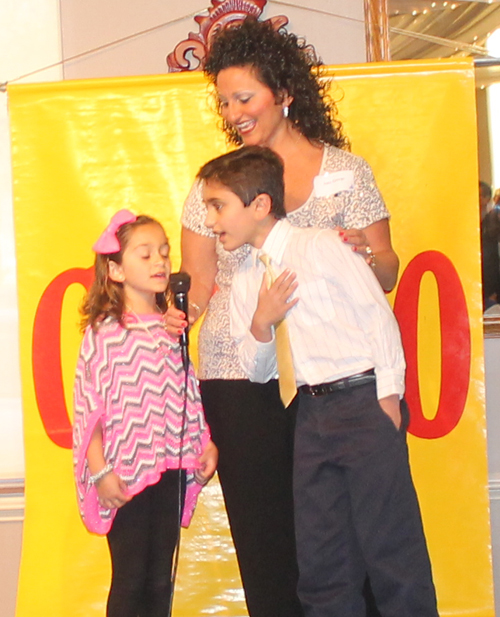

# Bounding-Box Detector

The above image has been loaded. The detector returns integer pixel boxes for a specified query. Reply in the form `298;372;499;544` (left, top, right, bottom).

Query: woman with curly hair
167;17;398;617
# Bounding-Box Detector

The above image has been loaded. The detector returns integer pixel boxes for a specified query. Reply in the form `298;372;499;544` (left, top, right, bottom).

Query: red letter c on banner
394;251;470;439
32;267;93;448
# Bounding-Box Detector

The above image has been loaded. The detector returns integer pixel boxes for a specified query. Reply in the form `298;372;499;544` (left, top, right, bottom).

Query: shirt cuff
239;333;277;382
375;370;406;400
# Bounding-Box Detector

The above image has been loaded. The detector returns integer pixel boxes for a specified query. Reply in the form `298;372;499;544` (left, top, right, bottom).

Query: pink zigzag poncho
73;313;211;535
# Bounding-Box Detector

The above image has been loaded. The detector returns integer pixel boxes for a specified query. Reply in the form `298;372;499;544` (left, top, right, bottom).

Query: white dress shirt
229;219;406;400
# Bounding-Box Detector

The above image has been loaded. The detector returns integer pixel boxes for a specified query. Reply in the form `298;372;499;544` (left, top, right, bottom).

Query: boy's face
203;180;258;251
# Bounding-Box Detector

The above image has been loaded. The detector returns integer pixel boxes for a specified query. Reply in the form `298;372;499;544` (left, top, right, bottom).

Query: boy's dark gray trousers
294;381;439;617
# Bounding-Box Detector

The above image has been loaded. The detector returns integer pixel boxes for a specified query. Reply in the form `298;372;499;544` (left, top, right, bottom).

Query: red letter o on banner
394;251;470;439
32;268;93;449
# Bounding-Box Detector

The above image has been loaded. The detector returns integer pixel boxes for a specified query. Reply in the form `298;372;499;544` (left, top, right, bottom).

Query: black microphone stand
167;272;192;617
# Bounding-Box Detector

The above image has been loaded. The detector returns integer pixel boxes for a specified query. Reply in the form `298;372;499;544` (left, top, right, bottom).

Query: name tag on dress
313;170;355;197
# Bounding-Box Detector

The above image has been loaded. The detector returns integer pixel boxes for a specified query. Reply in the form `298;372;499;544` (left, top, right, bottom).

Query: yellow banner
8;58;492;616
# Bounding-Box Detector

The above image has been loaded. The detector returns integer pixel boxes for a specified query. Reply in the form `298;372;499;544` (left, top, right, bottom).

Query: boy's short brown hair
197;146;286;219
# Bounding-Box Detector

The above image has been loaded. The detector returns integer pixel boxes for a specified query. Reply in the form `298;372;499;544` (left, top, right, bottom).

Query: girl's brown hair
80;215;168;330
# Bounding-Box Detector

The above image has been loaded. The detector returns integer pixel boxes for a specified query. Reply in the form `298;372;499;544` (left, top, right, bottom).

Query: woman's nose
224;100;241;125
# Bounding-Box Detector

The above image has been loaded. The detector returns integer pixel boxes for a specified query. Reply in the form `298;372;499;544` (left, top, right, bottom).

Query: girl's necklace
126;306;171;353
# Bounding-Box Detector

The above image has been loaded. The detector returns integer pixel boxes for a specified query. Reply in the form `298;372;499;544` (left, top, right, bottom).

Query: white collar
251;219;293;268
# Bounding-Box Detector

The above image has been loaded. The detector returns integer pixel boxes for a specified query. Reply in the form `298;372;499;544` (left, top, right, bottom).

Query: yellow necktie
259;254;297;407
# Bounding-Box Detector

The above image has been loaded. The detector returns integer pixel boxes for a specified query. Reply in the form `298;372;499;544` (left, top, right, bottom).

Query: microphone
169;272;191;370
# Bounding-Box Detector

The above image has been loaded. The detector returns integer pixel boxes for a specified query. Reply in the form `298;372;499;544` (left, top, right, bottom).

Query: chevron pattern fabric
73;313;211;535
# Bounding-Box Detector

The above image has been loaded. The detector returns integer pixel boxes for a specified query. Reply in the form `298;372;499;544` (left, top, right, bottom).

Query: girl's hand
163;305;189;338
251;270;299;342
194;440;218;485
96;472;131;510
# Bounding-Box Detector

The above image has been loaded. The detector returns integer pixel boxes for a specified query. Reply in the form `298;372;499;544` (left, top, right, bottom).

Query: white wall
265;0;365;65
0;5;62;614
487;29;500;190
59;0;366;79
0;0;63;481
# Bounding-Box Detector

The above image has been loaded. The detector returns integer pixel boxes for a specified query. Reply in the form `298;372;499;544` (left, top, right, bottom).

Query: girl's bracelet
89;463;113;485
365;246;376;269
189;301;201;321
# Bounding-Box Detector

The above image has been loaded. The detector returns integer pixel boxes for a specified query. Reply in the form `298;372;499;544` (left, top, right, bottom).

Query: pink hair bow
93;209;137;254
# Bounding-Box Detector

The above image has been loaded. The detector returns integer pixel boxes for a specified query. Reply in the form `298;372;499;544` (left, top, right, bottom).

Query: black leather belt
299;369;375;396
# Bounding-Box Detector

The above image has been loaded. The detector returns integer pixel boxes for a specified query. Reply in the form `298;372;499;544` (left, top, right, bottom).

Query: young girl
73;209;217;617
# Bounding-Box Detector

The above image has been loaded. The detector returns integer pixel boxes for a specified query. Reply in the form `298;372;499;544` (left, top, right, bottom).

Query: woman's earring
283;105;289;118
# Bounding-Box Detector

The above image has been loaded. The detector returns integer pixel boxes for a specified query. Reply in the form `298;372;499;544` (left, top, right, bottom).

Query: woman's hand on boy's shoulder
194;440;218;486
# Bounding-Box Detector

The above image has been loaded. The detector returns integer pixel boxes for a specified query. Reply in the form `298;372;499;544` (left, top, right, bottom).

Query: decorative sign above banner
167;0;291;72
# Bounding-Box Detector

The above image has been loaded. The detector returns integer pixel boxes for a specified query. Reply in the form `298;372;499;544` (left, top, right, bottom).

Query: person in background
166;17;398;617
493;188;500;208
480;181;500;310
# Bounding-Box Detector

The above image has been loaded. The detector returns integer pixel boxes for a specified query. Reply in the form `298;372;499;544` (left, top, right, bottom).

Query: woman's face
216;65;290;148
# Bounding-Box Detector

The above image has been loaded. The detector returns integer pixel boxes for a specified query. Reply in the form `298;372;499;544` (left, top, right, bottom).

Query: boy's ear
108;260;125;283
252;193;272;219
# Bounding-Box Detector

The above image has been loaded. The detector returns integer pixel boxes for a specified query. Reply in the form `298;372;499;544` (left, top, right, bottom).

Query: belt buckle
336;379;347;391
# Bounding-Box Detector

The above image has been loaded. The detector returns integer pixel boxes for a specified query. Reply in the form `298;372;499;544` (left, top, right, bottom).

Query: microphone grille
170;272;191;294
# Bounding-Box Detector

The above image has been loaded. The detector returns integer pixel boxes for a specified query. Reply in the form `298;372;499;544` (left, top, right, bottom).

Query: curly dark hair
203;17;349;150
81;215;168;331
